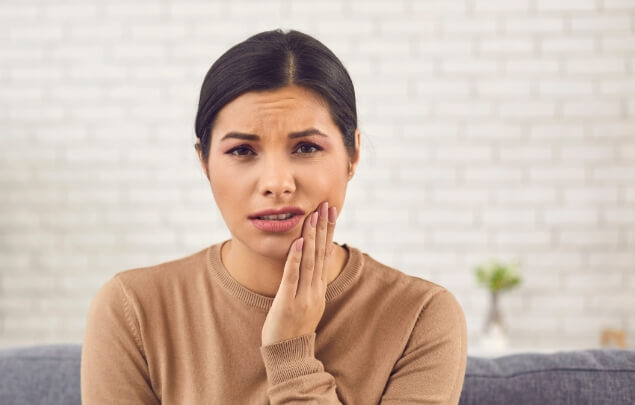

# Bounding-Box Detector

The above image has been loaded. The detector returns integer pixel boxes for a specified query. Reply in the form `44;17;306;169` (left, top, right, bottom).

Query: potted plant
474;259;522;349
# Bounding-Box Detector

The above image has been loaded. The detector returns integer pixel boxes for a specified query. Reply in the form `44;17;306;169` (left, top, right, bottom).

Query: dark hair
194;28;358;164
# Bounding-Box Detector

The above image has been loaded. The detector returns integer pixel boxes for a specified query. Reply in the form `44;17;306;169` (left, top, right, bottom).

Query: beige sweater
81;241;467;404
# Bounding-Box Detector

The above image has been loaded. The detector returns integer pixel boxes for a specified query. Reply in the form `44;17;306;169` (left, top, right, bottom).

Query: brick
411;1;468;13
563;101;621;118
599;78;635;95
479;38;535;54
463;166;523;182
433;144;493;161
443;17;498;34
602;36;635;52
473;0;531;12
561;315;622;334
538;79;593;95
503;16;564;33
418;39;473;55
43;4;98;19
505;58;559;74
563;187;619;203
592;166;635;181
416;209;475;225
0;4;38;19
168;2;223;17
591;123;635;138
495;187;558;204
499;102;557;119
494;230;552;247
565;57;626;74
481;209;537;225
604;209;635;224
602;0;635;9
442;58;499;74
380;19;439;35
465;123;523;139
315;19;374;35
565;273;623;289
435;101;493;118
529;166;586;182
350;0;407;14
560;144;615;161
430;188;490;204
540;37;595;53
570;15;631;31
105;3;162;18
400;167;458;183
535;0;598;11
416;79;470;97
558;230;620;247
498;144;553;161
476;79;532;96
543;209;599;225
432;230;490;246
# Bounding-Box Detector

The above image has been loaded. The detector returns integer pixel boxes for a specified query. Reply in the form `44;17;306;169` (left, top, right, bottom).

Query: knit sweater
81;240;467;404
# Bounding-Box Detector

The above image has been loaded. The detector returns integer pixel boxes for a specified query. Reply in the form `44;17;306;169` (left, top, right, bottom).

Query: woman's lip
249;206;305;218
249;214;303;233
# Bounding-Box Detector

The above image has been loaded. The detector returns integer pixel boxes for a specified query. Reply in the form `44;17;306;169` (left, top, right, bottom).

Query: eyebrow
220;128;329;142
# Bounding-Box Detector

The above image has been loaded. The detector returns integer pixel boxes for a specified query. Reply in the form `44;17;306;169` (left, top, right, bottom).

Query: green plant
474;259;522;293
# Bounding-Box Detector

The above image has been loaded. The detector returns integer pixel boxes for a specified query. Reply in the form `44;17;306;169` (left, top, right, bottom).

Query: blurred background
1;0;634;353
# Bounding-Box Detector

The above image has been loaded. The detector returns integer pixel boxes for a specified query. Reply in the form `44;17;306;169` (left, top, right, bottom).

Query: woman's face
198;84;360;259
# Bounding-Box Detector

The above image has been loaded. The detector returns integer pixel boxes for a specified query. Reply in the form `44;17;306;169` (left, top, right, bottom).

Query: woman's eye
295;143;322;154
226;146;255;157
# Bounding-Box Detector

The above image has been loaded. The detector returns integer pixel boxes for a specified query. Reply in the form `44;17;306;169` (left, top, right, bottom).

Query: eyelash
225;142;323;158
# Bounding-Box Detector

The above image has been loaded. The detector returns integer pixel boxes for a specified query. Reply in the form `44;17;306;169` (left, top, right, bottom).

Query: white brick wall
1;0;634;351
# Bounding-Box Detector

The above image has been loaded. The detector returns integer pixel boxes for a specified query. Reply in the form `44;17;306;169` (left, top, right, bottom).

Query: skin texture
196;84;360;344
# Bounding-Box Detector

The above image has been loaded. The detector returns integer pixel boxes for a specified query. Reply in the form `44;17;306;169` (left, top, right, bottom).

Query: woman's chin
249;236;297;259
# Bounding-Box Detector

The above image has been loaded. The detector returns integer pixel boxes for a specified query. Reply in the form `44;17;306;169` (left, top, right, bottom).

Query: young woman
81;29;467;404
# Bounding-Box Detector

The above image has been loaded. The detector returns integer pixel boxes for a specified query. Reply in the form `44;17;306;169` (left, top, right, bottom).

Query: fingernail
320;202;328;219
311;211;318;227
328;206;337;223
296;237;304;251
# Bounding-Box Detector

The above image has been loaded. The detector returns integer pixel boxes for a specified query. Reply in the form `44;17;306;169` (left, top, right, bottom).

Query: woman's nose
259;157;296;197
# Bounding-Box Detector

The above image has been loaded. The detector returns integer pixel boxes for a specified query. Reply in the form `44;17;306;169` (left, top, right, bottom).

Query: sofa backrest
0;344;81;405
459;349;635;405
1;344;634;404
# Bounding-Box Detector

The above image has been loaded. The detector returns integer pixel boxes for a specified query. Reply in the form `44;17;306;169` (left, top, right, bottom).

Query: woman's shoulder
109;244;212;293
345;245;462;317
356;247;448;298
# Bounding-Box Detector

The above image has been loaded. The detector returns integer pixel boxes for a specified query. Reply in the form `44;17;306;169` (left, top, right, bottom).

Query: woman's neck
220;238;348;297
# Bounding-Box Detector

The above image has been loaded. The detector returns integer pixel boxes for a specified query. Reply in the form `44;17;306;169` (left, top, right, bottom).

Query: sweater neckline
206;239;363;311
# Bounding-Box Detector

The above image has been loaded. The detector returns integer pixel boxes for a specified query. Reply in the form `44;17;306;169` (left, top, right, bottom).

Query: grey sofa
1;344;634;404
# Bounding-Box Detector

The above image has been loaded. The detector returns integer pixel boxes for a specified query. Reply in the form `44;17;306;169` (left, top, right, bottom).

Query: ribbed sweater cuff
260;332;324;386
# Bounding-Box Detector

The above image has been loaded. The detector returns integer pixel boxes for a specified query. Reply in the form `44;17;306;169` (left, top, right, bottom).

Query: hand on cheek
261;201;338;346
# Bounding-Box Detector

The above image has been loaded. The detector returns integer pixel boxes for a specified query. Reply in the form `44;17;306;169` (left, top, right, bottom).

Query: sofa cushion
459;349;635;405
0;344;81;405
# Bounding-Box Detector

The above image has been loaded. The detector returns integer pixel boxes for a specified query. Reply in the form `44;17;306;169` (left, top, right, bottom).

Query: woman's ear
195;142;210;181
348;128;361;180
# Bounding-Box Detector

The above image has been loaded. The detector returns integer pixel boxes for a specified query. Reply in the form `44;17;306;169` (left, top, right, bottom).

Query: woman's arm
81;276;161;404
380;289;468;404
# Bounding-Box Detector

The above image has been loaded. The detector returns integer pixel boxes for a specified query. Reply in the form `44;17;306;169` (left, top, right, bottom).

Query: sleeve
81;275;161;405
259;332;343;404
379;289;468;404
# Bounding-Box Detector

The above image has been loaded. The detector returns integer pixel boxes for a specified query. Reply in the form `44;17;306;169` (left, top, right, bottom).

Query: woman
81;29;467;404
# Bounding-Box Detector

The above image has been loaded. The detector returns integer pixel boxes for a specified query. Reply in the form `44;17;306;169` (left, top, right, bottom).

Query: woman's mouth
249;213;303;233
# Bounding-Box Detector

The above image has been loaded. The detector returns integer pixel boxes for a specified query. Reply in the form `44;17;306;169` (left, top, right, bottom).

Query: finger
323;205;337;285
280;238;303;299
297;210;317;298
312;202;329;289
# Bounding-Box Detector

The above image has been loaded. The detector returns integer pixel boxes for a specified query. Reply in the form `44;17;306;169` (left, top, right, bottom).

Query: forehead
212;85;335;137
